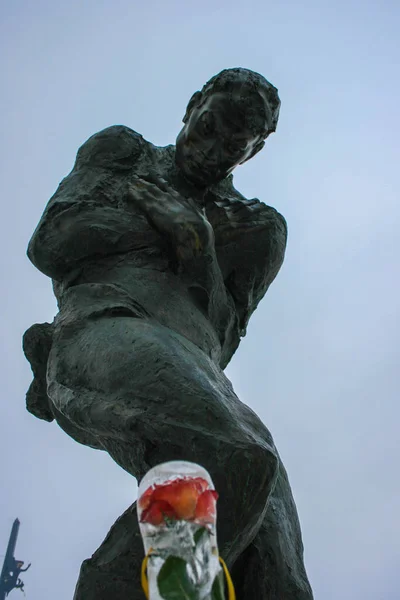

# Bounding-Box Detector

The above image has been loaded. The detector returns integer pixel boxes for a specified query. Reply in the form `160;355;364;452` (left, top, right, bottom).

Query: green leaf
157;556;198;600
211;570;226;600
194;527;207;546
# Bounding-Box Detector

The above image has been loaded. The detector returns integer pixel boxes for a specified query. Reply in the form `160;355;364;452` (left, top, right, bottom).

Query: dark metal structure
0;520;30;599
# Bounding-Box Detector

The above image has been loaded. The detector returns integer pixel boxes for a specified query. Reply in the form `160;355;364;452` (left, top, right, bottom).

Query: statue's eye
202;121;213;136
200;114;214;136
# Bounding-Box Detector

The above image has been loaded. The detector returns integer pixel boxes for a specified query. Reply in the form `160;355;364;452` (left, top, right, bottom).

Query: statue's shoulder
75;125;147;170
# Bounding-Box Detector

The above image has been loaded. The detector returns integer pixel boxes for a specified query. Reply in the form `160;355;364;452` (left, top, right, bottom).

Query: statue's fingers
133;179;166;203
142;174;179;198
143;172;167;189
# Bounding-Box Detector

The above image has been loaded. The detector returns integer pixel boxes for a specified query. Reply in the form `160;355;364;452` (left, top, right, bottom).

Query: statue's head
175;67;280;186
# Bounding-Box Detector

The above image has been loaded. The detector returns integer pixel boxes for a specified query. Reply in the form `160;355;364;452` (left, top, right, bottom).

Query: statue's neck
168;154;207;206
167;149;234;205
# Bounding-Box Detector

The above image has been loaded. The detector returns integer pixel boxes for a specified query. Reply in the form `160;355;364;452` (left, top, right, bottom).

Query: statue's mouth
184;159;207;181
188;156;220;178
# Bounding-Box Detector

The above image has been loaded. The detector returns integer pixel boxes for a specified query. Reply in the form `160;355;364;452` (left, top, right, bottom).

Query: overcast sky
1;1;399;599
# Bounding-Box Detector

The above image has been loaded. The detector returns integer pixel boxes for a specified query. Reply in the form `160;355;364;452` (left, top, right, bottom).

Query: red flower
139;477;218;526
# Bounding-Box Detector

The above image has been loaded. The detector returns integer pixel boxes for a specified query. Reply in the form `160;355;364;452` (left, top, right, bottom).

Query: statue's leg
72;502;144;600
231;461;314;599
49;316;312;598
48;316;278;565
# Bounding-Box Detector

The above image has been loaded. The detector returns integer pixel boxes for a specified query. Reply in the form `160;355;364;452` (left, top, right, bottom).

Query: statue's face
175;91;266;186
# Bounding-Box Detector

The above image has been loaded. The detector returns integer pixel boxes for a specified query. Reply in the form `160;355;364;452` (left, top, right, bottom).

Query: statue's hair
198;67;280;137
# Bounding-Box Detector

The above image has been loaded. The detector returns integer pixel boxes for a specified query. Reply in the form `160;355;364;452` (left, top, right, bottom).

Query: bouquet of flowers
137;461;235;600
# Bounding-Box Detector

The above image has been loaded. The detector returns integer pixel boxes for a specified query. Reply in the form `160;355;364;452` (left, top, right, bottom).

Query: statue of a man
24;68;313;599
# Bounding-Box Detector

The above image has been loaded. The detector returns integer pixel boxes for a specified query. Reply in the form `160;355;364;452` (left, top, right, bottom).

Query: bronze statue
24;68;313;599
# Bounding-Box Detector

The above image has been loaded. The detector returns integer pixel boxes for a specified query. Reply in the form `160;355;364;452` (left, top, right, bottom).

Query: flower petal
194;490;218;525
138;485;155;510
140;500;177;526
152;479;202;520
191;477;210;493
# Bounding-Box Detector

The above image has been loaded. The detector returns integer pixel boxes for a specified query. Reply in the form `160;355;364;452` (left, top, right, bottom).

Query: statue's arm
27;126;152;281
206;194;287;335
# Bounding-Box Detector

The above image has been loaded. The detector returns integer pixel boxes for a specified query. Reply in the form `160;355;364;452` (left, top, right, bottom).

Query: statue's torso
51;128;238;364
29;125;286;370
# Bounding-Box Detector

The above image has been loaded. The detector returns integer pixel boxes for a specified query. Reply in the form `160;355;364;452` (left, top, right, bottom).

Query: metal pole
0;519;21;599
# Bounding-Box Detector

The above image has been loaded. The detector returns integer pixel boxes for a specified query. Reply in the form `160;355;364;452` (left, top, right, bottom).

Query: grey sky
1;1;399;598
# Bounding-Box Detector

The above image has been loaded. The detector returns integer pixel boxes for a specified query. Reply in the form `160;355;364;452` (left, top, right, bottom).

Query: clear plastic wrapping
137;461;223;600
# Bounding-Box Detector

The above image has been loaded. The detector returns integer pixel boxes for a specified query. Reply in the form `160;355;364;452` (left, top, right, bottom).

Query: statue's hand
207;195;271;230
126;178;214;261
